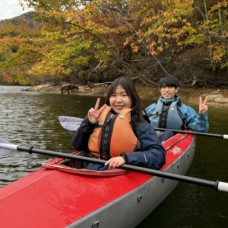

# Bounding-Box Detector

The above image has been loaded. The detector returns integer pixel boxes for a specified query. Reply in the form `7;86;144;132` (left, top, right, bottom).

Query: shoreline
29;83;228;106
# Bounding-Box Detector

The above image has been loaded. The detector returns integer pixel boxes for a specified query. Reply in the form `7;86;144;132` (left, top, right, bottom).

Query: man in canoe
146;75;209;142
72;77;166;170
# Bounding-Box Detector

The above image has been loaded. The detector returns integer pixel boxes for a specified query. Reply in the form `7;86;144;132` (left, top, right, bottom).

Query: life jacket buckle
119;115;124;119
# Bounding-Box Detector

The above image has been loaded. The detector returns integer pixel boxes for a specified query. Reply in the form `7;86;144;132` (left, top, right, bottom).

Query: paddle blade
0;138;13;157
58;116;83;131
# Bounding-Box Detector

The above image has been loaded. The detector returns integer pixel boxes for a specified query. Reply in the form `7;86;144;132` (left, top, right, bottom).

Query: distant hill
0;11;38;27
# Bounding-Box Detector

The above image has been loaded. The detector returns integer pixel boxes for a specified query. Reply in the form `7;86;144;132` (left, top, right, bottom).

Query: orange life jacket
88;106;138;159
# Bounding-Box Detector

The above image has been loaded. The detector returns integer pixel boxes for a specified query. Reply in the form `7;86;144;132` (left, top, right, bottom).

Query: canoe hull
0;133;196;228
70;135;196;228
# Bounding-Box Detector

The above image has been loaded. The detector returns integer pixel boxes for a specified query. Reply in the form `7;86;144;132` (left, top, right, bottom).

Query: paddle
58;116;84;131
0;139;228;192
58;116;228;139
0;138;13;156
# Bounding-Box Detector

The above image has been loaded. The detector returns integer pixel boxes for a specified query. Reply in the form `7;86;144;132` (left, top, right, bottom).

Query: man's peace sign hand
199;96;209;114
87;98;106;124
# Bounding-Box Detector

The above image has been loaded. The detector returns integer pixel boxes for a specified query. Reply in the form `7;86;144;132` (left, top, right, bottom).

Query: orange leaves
0;73;16;85
131;44;139;53
149;49;158;56
1;0;227;86
141;17;154;25
136;29;144;37
176;41;183;46
124;37;131;46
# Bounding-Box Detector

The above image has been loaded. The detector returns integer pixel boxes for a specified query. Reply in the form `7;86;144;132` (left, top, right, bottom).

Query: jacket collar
159;94;180;105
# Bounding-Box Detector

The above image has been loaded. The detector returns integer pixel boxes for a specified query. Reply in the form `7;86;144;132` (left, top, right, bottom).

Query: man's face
159;86;179;99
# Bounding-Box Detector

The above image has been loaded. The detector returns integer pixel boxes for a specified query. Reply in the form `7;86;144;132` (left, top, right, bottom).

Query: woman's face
109;85;132;113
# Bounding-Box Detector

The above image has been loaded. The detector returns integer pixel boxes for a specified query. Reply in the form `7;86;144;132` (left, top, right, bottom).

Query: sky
0;0;33;20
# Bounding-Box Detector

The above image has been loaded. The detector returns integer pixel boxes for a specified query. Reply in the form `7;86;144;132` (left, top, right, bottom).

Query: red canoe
0;133;195;228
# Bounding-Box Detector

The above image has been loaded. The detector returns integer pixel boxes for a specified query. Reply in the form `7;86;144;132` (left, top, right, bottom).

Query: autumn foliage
0;0;227;86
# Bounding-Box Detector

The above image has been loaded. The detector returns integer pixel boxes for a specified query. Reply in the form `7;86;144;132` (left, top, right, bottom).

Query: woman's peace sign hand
199;96;209;114
87;98;106;124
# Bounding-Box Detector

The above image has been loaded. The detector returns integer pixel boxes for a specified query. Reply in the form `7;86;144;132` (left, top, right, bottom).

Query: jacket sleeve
124;122;166;170
178;104;209;132
72;118;95;151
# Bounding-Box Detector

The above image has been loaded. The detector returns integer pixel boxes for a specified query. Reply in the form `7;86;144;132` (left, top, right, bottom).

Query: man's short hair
159;75;179;88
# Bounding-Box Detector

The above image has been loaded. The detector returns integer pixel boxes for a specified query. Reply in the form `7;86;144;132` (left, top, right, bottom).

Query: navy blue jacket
72;116;166;170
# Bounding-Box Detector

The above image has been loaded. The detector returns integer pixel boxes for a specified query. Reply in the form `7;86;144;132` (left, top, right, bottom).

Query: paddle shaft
155;128;228;139
58;116;228;139
1;142;227;192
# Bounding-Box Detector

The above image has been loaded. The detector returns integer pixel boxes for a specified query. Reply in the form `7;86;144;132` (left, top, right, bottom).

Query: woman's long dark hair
105;77;148;122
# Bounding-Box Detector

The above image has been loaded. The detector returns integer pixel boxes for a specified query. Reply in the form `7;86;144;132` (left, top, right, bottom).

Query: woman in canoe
72;76;165;170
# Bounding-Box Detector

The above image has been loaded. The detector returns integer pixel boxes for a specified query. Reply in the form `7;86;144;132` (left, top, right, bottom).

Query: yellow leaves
185;34;205;45
210;0;228;13
149;40;156;49
1;0;227;85
210;43;226;63
157;46;163;52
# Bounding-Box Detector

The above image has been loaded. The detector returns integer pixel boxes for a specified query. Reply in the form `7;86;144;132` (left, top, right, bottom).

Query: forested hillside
0;0;227;88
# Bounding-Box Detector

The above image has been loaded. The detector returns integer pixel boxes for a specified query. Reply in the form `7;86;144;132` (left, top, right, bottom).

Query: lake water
0;85;227;227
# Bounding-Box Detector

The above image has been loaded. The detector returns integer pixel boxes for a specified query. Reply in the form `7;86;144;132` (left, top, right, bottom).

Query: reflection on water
0;86;227;227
